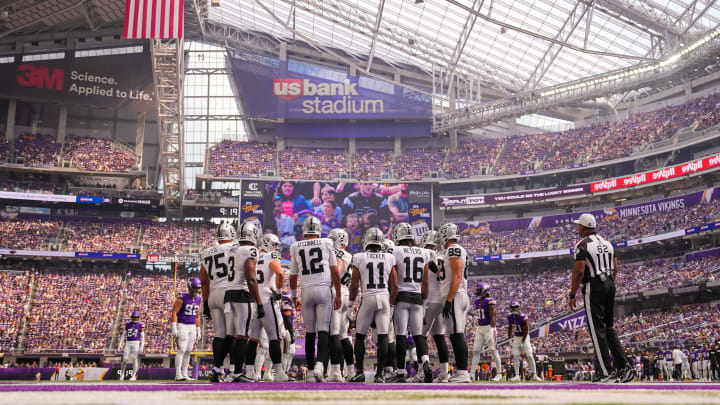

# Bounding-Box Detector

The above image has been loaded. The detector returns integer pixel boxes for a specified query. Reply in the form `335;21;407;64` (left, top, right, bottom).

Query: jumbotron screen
238;180;432;253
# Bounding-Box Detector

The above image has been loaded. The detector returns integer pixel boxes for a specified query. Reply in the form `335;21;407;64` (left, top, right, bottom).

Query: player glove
203;301;211;320
196;327;202;343
257;304;265;319
272;291;283;301
171;322;179;338
442;301;453;319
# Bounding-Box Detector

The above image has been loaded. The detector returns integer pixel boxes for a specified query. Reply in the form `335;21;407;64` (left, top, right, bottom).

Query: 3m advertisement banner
0;49;154;112
440;185;590;207
230;50;431;121
591;153;720;192
75;252;141;259
239;181;431;253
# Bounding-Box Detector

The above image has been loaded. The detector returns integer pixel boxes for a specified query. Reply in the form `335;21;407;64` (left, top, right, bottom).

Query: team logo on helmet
188;277;202;294
302;216;322;236
381;239;395;253
362;227;384;251
437;223;460;247
260;233;281;252
215;222;236;242
328;228;349;248
237;222;260;245
392;222;414;244
420;230;437;248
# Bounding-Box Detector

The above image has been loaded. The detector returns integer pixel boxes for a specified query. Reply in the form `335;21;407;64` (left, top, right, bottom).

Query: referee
568;214;633;383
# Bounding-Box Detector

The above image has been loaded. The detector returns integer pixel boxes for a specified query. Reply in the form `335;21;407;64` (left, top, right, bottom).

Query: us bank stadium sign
146;254;200;264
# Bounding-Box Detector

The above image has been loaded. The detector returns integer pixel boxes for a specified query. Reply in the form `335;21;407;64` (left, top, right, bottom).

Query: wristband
291;289;298;298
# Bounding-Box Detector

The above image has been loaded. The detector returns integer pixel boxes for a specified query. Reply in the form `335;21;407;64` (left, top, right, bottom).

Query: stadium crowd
352;149;394;181
208;141;275;177
61;221;138;253
25;269;122;353
280;147;348;180
62;136;136;173
15;133;58;168
0;271;30;352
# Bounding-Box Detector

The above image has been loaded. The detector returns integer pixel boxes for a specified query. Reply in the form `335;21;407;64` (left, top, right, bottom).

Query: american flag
123;0;183;39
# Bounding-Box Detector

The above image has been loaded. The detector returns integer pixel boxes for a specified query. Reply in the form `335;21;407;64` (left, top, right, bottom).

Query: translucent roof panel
208;0;720;91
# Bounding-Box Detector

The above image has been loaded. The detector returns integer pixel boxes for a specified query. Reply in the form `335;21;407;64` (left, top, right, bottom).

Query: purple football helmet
131;310;140;320
476;282;490;297
509;300;520;313
188;277;202;294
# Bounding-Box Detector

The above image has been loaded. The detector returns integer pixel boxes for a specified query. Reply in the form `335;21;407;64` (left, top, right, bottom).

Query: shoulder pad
487;299;496;305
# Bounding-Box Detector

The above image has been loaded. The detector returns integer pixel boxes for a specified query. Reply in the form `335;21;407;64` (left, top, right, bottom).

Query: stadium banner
275;121;431;138
111;197;161;208
229;50;431;121
0;249;75;257
685;247;720;262
0;49;154;112
146;253;201;263
591;153;720;193
75;252;141;259
407;184;433;243
0;367;56;380
102;367;175;380
685;220;720;235
530;310;586;338
440;185;590;208
238;181;430;253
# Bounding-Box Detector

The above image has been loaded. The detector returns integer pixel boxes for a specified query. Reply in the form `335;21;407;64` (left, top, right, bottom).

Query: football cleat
620;366;635;383
327;368;344;382
119;374;125;381
209;368;223;382
273;371;290;382
349;372;366;383
373;374;386;384
175;376;189;381
387;373;407;383
532;375;543;382
411;372;425;383
232;374;256;383
490;374;502;382
509;375;521;382
433;374;449;383
599;370;619;384
423;362;433;383
313;367;325;383
448;372;472;383
129;375;137;381
263;370;274;382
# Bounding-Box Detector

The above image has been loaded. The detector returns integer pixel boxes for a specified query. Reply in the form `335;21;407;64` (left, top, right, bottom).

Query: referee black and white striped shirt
573;233;615;283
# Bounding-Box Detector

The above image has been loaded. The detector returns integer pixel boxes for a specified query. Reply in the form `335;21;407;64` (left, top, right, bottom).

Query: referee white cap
573;213;596;228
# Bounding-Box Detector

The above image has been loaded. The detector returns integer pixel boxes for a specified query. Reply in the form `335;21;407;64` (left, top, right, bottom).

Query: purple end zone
0;382;719;392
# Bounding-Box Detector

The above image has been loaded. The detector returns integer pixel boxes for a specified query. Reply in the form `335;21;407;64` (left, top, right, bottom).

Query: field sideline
1;381;719;405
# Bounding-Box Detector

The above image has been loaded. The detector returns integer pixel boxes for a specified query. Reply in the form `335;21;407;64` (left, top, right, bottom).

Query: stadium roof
208;0;720;93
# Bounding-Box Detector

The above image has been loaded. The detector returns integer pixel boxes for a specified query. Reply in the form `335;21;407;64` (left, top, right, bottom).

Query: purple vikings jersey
703;349;711;360
665;351;673;361
177;293;201;325
507;313;528;337
124;322;144;342
475;297;496;327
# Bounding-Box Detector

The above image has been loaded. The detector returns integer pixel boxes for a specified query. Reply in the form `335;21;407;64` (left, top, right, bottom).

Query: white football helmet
420;230;437;249
260;233;281;252
237;222;259;245
362;227;384;251
301;216;322;236
392;222;414;244
437;223;460;247
381;239;395;253
327;228;349;249
215;222;236;242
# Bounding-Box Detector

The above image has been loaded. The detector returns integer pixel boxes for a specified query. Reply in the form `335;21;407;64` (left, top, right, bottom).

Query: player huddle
117;217;541;383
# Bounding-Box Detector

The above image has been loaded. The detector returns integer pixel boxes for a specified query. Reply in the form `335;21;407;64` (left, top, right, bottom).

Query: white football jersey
289;238;337;288
439;243;468;300
229;245;259;291
392;245;429;294
201;242;238;291
352;251;396;298
336;248;353;295
425;249;443;303
256;250;281;301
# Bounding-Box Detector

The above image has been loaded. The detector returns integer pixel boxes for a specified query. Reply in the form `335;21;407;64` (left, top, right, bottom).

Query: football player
388;222;431;383
436;223;471;383
246;233;289;382
348;227;398;383
289;217;342;382
171;278;202;381
224;222;263;382
470;282;503;382
119;311;144;381
328;228;356;381
280;297;296;374
507;301;541;381
380;238;397;379
420;230;451;383
200;222;236;382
